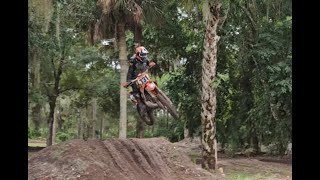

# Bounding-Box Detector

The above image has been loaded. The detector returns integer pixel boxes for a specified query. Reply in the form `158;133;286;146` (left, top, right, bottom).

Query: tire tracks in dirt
29;138;222;180
130;139;173;180
118;139;154;176
101;139;132;180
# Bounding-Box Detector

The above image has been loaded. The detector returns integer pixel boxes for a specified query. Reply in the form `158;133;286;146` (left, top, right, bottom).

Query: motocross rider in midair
126;42;150;104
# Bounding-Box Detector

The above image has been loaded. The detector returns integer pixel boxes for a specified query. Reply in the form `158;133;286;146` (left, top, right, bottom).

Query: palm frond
141;0;166;25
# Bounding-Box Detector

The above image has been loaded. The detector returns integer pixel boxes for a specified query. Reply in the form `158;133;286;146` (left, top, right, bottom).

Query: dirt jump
28;137;291;180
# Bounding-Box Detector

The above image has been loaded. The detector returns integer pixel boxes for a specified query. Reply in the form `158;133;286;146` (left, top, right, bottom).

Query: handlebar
122;61;156;88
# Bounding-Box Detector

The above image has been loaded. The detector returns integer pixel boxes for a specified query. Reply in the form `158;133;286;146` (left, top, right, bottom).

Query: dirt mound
28;137;224;180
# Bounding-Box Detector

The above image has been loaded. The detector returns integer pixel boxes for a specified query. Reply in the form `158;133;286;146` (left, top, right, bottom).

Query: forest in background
28;0;292;156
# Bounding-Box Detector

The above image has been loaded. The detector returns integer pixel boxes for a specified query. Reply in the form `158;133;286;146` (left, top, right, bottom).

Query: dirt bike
122;62;179;125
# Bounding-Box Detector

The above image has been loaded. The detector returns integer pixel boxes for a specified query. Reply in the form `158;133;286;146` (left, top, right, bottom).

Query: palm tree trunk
200;0;221;170
134;23;142;43
133;10;145;137
118;22;128;139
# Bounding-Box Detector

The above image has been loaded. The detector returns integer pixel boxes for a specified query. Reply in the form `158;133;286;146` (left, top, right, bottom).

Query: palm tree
200;0;222;170
97;0;165;139
180;0;228;170
201;0;231;170
132;0;166;138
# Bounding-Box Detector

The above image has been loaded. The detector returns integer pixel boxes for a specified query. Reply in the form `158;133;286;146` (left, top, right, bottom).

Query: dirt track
28;138;224;180
28;138;291;180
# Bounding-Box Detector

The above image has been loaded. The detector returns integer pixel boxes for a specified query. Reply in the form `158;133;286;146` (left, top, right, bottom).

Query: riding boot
129;92;139;105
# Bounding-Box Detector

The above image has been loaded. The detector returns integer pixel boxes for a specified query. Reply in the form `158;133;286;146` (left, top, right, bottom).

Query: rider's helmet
134;43;149;62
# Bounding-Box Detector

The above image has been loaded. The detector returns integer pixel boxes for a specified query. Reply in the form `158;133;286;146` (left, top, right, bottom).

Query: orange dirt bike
122;62;179;125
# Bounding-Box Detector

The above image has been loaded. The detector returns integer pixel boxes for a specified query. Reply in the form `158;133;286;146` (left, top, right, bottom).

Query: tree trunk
136;117;144;138
118;22;128;139
84;103;90;140
56;99;63;131
134;23;142;44
47;96;57;146
252;134;260;153
92;98;97;139
52;106;58;144
29;0;53;135
46;2;64;146
30;46;42;134
77;108;82;139
136;124;144;138
80;108;85;139
200;0;221;170
166;112;169;129
134;15;145;138
240;62;255;150
100;112;104;140
31;104;41;134
184;122;189;139
134;0;143;43
28;0;53;33
240;1;260;154
214;138;218;165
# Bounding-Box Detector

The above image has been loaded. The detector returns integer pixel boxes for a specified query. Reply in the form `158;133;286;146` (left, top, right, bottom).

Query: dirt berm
28;137;225;180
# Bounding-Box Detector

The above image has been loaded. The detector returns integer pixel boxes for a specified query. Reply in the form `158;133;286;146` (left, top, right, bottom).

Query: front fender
145;82;156;92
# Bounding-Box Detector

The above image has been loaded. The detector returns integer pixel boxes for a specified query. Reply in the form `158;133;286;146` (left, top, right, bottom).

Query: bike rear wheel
137;103;155;125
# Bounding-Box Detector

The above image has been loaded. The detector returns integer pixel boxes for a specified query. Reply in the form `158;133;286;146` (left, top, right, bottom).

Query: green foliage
28;0;291;156
212;0;292;155
29;90;47;106
143;0;190;75
212;72;230;88
166;71;202;138
147;115;184;142
28;127;41;139
56;132;70;142
104;126;119;138
158;1;205;138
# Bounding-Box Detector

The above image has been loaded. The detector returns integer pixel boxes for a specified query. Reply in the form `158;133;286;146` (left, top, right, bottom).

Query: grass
28;140;46;159
227;172;253;180
28;142;46;147
188;153;201;164
226;170;290;180
28;139;46;147
226;172;275;180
